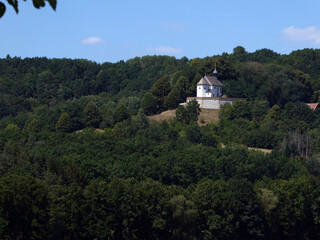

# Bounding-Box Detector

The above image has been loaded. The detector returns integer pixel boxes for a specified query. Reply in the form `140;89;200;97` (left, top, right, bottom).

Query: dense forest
1;47;320;239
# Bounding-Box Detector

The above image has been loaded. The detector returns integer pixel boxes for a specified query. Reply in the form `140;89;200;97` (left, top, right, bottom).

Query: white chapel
196;68;223;98
186;67;242;109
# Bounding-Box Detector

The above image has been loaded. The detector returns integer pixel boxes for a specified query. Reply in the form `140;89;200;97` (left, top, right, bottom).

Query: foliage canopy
1;48;320;239
0;0;57;18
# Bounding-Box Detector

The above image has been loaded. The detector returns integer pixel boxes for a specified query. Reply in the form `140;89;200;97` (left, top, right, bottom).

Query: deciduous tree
141;92;158;115
27;119;41;133
83;101;102;128
56;112;73;132
113;103;129;124
0;175;49;240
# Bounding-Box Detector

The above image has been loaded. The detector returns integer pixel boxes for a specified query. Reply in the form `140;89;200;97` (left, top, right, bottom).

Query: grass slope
148;108;220;125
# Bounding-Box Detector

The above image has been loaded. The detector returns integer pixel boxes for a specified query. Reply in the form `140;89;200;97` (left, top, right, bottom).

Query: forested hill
1;47;320;122
2;48;320;239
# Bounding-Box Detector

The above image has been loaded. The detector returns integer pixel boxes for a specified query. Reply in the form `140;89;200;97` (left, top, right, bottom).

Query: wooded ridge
1;47;320;239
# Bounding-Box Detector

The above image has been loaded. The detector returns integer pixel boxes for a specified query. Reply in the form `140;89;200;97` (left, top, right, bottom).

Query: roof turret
213;65;218;76
213;68;217;76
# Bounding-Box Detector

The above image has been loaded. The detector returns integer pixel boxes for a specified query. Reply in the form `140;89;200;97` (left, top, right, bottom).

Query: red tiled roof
306;103;319;111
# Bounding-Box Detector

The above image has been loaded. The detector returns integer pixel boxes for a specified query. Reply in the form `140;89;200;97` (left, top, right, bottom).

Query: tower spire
213;64;218;77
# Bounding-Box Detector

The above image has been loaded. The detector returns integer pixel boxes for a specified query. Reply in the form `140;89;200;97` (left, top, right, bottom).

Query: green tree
192;179;234;240
248;48;280;63
5;123;20;132
232;100;251;120
185;99;201;122
229;178;265;240
141;92;158;115
124;96;140;116
165;76;190;109
27;119;41;133
282;102;314;125
170;195;198;239
251;100;269;122
150;75;171;100
113;103;129;124
83;101;102;128
36;69;56;104
142;75;172;113
186;124;203;144
233;46;248;62
265;177;315;239
175;76;190;102
255;188;278;229
131;109;149;131
56;112;73;132
4;123;20;140
0;97;9;118
0;175;49;240
81;180;113;239
164;87;181;109
219;103;234;121
171;70;184;85
175;105;188;123
265;104;281;122
49;184;84;239
175;99;200;124
133;179;171;239
189;72;202;96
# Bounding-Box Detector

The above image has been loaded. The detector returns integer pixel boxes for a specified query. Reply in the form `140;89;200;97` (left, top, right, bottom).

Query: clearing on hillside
148;108;220;125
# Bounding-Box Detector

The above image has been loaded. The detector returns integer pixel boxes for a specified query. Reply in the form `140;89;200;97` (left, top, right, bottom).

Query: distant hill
1;47;320;129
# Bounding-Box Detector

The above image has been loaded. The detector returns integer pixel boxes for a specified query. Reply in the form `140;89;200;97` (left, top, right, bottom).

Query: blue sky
1;0;320;63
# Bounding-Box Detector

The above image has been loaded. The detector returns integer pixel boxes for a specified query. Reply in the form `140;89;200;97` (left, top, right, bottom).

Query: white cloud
282;26;320;44
146;46;183;54
81;37;105;45
160;21;186;33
